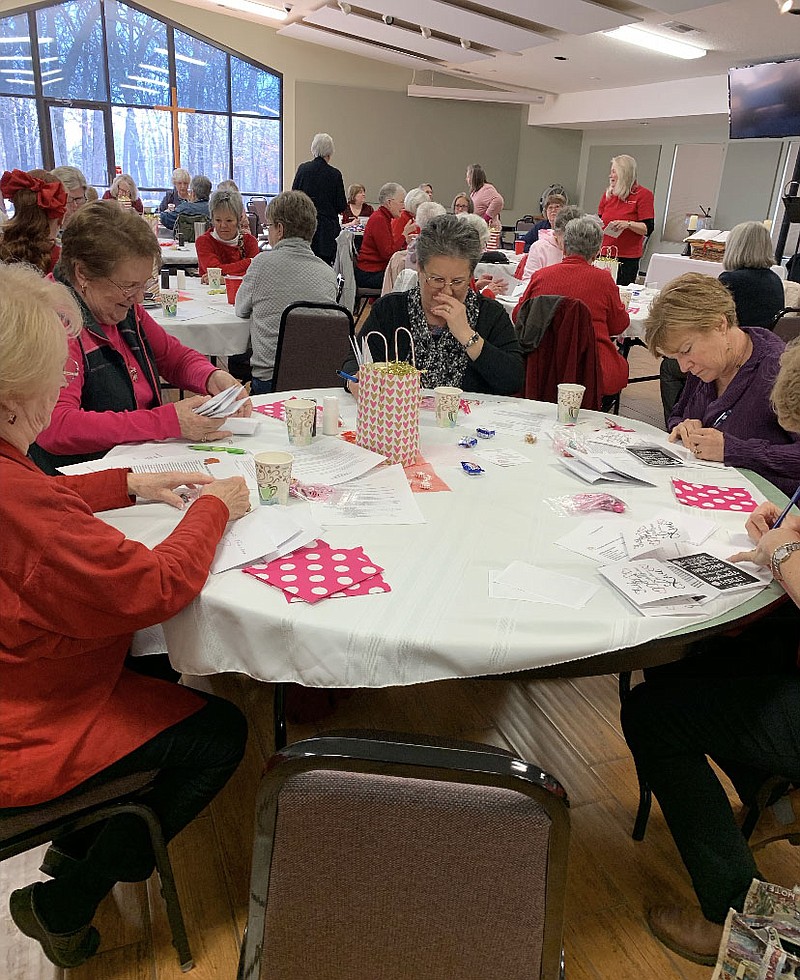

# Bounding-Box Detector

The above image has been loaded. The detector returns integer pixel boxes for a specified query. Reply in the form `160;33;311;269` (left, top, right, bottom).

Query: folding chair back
246;196;268;235
772;306;800;344
238;732;570;980
272;302;355;392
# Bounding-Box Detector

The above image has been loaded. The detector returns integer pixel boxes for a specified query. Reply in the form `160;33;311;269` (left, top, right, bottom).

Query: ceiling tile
632;0;722;12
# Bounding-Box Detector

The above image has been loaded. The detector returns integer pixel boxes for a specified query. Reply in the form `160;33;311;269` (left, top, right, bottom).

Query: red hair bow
0;169;67;220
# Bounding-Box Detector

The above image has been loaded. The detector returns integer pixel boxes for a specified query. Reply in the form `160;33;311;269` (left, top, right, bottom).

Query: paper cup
434;386;462;428
514;240;525;255
207;267;223;289
194;222;207;242
160;289;178;317
557;383;586;423
285;398;316;447
255;451;293;506
619;288;632;310
225;275;243;304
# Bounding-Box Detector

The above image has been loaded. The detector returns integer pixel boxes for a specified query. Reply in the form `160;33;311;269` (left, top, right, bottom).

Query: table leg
273;682;287;750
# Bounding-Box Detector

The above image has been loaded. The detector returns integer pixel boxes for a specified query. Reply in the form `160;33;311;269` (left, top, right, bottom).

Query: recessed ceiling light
553;55;568;61
605;25;705;59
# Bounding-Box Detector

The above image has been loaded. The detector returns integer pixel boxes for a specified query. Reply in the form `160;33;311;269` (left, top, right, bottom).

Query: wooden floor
4;670;800;979
4;350;800;978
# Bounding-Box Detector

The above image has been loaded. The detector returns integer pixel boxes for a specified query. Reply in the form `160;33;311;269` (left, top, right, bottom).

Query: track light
337;0;351;12
777;0;800;12
420;25;431;39
382;14;393;25
460;37;471;50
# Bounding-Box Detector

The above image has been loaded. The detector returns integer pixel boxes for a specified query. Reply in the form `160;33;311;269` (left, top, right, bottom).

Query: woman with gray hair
514;214;629;401
291;132;347;264
519;204;582;284
346;213;523;395
196;186;259;280
719;221;784;328
51;166;89;227
102;173;143;214
355;181;407;289
158;167;191;228
391;186;430;250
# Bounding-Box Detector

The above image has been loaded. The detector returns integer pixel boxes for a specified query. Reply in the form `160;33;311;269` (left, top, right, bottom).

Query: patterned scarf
405;285;480;389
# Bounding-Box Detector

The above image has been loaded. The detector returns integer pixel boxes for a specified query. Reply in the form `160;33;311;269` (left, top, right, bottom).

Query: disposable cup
176;269;186;290
619;288;632;310
514;240;525;255
225;275;243;304
194;222;207;242
160;289;178;317
285;398;316;447
255;451;293;506
434;386;462;428
557;383;586;423
207;267;223;289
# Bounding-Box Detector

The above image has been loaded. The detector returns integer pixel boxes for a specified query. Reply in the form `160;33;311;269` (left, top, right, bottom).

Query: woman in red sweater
354;181;406;290
196;187;259;280
0;265;250;969
514;214;629;401
597;154;654;287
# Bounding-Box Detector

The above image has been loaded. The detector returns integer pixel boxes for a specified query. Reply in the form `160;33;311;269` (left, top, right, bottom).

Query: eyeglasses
67;193;87;206
106;276;155;300
63;357;80;383
422;273;470;291
453;203;470;213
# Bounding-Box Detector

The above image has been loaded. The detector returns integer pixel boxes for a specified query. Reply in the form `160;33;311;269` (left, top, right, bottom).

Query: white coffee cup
255;451;293;506
557;384;586;423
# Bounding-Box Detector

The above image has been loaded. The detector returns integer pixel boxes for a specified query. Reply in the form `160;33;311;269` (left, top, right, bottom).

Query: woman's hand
200;272;209;285
207;370;252;417
199;476;251;520
605;220;625;236
685;427;724;462
430;293;472;344
403;220;418;244
730;526;800;569
744;502;800;543
127;470;214;509
668;419;703;446
174;395;232;441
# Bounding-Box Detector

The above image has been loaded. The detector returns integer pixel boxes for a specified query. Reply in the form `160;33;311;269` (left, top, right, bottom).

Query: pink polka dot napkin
243;540;390;603
671;478;758;512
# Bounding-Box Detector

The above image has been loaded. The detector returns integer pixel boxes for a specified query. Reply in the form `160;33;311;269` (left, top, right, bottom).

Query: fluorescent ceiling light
41;76;64;86
605;25;706;59
214;0;288;20
7;78;36;84
0;36;32;43
139;62;170;74
41;69;62;77
0;55;32;61
127;73;169;85
0;67;33;74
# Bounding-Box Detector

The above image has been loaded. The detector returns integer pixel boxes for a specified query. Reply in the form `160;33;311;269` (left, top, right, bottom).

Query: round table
99;389;785;688
150;279;250;357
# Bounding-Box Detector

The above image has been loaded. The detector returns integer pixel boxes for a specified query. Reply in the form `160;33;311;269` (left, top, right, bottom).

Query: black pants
659;356;687;426
354;266;384;290
622;656;800;923
616;257;641;286
3;692;247;883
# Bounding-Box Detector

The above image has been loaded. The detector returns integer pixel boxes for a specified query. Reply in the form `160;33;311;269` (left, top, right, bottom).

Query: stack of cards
194;384;247;419
243;539;390;603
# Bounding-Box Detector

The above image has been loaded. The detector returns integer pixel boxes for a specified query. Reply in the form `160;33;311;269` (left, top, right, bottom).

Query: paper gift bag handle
363;327;417;368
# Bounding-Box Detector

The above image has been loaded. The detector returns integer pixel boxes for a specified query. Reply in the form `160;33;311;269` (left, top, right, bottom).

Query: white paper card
555;520;632;564
496;561;599;609
309;464;425;526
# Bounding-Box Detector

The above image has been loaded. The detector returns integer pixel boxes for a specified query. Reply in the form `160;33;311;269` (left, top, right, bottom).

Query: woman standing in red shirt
597;154;655;286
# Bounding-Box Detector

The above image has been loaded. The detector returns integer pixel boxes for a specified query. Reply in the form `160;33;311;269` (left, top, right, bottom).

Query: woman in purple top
645;272;800;496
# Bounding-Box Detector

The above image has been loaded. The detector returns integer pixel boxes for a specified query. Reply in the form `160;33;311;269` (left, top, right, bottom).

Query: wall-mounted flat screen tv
728;60;800;139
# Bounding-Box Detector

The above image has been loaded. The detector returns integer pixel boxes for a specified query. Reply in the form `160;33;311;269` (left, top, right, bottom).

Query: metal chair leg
273;682;287;751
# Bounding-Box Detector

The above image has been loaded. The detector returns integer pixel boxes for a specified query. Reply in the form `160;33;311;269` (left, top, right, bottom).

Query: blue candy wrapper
458;436;478;448
476;427;495;439
461;461;485;476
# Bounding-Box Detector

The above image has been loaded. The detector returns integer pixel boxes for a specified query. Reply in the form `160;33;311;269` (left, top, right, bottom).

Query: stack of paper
193;383;247;418
490;562;598;609
561;448;655;486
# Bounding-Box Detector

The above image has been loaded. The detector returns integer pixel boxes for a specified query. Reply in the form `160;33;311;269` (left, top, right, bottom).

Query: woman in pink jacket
32;202;250;473
466;164;504;231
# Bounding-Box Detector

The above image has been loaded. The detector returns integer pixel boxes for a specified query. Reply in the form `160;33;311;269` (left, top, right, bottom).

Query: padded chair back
272;302;355;393
238;732;570;980
246;196;268;234
517;295;602;410
772;306;800;344
515;215;535;237
245;211;258;238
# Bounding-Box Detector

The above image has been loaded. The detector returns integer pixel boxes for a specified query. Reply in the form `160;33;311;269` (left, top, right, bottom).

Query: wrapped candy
545;493;627;516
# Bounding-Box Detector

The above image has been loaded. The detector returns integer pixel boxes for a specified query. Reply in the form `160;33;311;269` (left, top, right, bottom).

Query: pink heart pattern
355;368;421;466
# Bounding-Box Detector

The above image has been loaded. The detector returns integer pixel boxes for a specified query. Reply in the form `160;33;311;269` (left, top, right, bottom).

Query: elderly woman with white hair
355;181;407;289
719;221;785;328
597;153;654;286
51;166;89;228
347;214;523;396
0;263;249;969
291;132;347;264
391;186;430;251
515;214;629;401
102;173;143;214
158;167;191;229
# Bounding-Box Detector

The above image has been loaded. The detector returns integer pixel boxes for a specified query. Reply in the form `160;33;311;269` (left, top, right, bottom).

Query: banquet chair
0;771;193;971
272;301;355;392
246;196;268;235
237;732;570;980
515;214;536;239
515;295;602;410
245;211;258;238
772;306;800;343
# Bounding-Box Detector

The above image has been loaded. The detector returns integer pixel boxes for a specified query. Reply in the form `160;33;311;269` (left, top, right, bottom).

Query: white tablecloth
159;243;199;267
645;253;786;289
98;390;782;688
151;280;250;357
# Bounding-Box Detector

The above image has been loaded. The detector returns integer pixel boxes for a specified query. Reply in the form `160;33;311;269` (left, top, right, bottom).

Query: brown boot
747;787;800;852
647;905;723;966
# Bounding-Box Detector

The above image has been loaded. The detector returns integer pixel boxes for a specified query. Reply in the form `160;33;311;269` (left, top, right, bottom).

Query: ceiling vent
659;20;700;34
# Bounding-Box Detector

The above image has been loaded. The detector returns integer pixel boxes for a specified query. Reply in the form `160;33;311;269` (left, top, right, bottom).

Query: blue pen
337;370;358;384
772;484;800;529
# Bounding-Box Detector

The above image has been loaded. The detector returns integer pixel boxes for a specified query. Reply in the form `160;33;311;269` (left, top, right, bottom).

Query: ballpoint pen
337;370;359;384
188;445;247;454
712;410;731;427
772;484;800;529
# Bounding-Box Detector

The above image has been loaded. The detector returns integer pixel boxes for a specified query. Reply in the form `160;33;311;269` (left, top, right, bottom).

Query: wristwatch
463;332;480;349
770;541;800;581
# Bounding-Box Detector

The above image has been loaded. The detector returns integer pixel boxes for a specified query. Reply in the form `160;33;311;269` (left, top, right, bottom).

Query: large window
0;0;282;199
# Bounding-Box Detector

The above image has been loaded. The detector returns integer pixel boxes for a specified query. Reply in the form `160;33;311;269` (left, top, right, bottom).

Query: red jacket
390;209;416;251
514;254;629;397
101;190;144;214
357;205;401;273
0;443;228;806
196;231;260;276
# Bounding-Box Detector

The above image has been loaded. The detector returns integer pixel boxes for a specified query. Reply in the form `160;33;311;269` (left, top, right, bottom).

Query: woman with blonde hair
341;183;373;225
647;271;800;494
719;221;784;328
597;153;654;285
102;173;144;214
452;192;473;215
0;168;66;275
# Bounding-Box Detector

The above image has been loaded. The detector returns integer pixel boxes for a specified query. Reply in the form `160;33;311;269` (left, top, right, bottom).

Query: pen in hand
772;484;800;529
337;370;358;384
